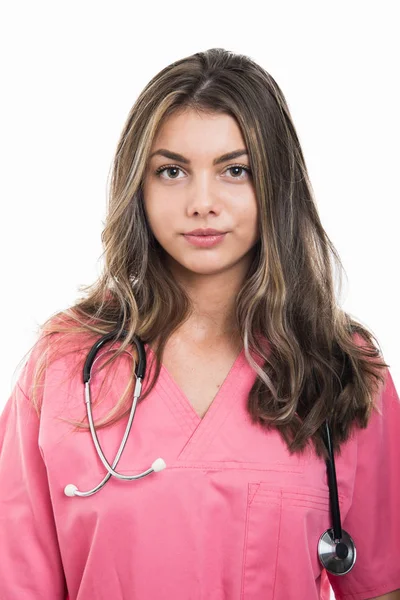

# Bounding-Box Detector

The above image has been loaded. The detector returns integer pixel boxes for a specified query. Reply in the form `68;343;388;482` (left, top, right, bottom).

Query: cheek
236;200;259;239
145;199;177;241
142;181;171;229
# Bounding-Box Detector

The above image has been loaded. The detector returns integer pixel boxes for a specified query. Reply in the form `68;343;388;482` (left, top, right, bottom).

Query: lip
183;233;227;248
184;228;225;236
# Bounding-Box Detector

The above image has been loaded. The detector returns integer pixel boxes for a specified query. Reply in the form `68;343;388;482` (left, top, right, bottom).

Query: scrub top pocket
241;483;282;599
277;487;333;582
241;482;339;600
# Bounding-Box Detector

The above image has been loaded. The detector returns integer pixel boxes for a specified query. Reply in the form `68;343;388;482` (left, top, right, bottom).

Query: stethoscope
63;327;356;576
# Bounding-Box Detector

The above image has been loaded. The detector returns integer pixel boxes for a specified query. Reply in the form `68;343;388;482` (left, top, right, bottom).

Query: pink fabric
0;334;399;599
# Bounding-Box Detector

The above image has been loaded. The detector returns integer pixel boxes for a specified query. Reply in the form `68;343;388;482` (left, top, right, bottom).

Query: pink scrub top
0;332;399;600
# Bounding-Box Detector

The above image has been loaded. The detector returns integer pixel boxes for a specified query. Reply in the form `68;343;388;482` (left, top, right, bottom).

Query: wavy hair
20;47;389;460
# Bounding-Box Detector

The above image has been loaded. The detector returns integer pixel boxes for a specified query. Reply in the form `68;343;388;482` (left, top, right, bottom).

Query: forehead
150;109;247;157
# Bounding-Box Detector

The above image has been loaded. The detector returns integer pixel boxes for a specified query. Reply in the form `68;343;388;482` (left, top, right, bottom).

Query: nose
187;172;220;215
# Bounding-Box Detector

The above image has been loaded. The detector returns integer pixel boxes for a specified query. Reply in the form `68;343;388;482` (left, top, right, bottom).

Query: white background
0;3;399;597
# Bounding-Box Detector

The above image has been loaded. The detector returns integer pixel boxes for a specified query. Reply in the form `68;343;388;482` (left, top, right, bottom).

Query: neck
163;245;257;346
167;270;245;346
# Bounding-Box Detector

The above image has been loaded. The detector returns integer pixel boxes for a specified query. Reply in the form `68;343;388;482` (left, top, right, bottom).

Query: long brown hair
19;47;389;461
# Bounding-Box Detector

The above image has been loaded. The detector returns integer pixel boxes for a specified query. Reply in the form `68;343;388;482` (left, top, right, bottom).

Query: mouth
182;232;227;247
183;229;226;236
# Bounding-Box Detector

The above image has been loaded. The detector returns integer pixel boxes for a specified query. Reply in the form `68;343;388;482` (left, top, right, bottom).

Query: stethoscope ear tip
152;458;167;472
64;484;78;497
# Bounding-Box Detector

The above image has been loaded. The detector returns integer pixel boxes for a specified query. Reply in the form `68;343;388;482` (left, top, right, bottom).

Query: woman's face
142;108;260;279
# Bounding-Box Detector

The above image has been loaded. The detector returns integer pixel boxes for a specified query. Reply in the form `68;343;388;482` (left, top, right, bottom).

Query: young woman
1;47;399;600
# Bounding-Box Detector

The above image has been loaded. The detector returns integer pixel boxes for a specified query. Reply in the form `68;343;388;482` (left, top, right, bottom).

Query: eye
154;163;252;181
154;165;185;180
225;165;252;180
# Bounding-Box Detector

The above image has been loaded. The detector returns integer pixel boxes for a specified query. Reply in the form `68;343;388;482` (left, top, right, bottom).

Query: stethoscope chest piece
318;528;356;575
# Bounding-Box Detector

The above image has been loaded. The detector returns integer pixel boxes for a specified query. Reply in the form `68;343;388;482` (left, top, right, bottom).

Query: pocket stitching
271;491;283;600
241;485;283;600
252;482;347;509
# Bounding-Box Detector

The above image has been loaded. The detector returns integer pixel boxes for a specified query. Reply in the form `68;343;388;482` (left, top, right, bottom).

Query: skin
369;593;400;600
142;108;260;348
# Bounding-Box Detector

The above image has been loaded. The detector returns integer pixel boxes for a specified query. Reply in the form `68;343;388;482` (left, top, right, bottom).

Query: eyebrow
149;148;249;166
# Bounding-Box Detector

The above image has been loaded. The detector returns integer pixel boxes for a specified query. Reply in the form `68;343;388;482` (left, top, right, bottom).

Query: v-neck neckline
146;343;245;425
144;343;263;462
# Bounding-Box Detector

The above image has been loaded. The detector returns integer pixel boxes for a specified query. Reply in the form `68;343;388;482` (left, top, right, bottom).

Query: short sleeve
0;341;67;599
327;367;400;600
